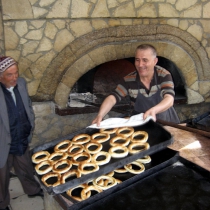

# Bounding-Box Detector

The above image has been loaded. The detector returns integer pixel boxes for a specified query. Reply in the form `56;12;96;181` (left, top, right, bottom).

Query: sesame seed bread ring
109;145;129;158
92;151;111;166
81;185;102;200
124;161;145;174
35;160;52;175
84;142;103;154
52;159;72;174
114;167;128;173
72;134;91;145
130;131;148;143
93;175;117;190
48;152;68;164
105;171;114;177
66;184;91;201
91;132;110;143
41;172;61;187
32;151;50;164
72;152;91;166
104;177;119;187
136;155;151;164
35;160;53;175
68;144;84;157
61;169;81;184
115;178;122;184
54;140;72;153
99;128;118;134
128;142;150;154
78;162;99;175
116;127;134;138
110;135;130;147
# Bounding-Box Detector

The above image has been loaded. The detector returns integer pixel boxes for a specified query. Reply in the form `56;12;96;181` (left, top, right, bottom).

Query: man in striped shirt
92;44;180;126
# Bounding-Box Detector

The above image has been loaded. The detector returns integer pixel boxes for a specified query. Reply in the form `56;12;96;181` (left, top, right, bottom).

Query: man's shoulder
124;71;137;82
155;65;171;76
17;77;26;85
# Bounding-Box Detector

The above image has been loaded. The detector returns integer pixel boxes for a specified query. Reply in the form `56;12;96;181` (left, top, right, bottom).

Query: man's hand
143;94;174;121
91;95;117;127
92;115;103;127
143;108;157;121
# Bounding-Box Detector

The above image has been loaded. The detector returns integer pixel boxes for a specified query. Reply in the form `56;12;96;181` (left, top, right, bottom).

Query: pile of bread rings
66;155;152;201
31;126;151;200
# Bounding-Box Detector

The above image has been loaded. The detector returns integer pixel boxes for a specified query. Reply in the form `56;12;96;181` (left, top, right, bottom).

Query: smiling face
0;64;19;88
135;48;158;79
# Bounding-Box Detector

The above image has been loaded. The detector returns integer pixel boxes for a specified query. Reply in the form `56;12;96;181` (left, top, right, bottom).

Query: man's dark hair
136;44;157;57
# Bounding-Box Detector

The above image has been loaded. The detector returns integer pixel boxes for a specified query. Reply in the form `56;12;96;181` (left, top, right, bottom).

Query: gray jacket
0;77;35;168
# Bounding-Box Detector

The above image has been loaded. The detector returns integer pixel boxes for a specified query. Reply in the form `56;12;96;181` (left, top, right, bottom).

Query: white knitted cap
0;56;17;73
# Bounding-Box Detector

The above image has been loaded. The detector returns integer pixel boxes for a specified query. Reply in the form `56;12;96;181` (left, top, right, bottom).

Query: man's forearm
97;95;117;118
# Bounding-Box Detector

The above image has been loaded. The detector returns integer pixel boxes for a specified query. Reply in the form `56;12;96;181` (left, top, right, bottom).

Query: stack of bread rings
66;155;151;202
66;172;122;201
31;125;151;200
107;127;150;158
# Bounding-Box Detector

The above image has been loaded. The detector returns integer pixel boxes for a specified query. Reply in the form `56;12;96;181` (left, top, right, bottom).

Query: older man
0;56;43;210
92;44;180;126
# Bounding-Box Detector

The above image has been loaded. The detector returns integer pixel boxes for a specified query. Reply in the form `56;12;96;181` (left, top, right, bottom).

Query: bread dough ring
61;169;81;184
136;155;151;164
66;184;91;201
92;151;111;166
54;140;72;152
35;160;53;175
93;175;117;190
48;152;68;164
84;142;103;154
124;161;145;174
78;162;99;175
52;159;72;174
128;142;150;154
91;132;110;143
32;151;50;164
72;152;91;166
110;135;130;147
41;172;61;187
72;134;91;145
109;145;129;158
99;128;118;134
68;144;84;157
81;185;102;200
130;131;148;143
116;127;134;138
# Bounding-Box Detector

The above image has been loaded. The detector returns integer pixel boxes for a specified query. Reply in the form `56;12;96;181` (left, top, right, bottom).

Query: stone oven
35;25;209;112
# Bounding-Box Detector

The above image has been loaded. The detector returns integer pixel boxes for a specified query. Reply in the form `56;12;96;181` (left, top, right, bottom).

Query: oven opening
67;57;186;112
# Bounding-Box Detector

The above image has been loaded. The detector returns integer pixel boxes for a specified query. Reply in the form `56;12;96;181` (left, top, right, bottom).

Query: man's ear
154;57;158;65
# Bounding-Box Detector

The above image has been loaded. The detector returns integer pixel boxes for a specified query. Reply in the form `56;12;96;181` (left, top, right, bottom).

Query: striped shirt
111;65;175;107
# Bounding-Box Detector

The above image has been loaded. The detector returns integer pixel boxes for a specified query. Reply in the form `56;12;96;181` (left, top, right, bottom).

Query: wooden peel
157;119;210;138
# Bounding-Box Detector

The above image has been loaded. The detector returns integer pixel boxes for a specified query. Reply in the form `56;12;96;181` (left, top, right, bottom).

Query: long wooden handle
157;119;210;138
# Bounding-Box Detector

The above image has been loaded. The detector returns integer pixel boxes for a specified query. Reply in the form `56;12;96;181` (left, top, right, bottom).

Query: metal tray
187;112;210;132
54;148;210;210
54;148;179;210
32;120;173;194
81;155;210;210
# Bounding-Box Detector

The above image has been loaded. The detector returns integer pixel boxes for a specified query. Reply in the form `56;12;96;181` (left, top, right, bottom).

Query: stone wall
0;0;210;147
0;1;4;55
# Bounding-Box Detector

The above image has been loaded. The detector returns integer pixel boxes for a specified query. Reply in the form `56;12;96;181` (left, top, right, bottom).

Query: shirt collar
0;82;18;91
